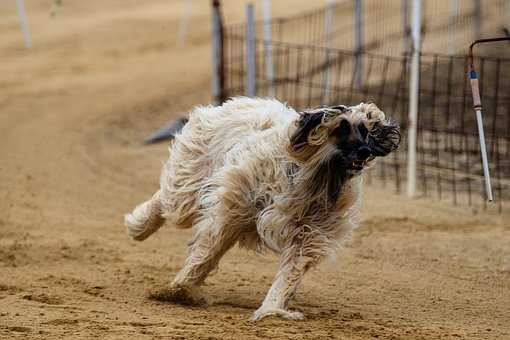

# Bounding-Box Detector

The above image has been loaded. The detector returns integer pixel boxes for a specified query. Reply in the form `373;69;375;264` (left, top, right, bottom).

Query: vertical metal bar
262;0;275;97
473;0;482;40
447;0;459;55
322;0;335;103
211;0;224;105
354;0;363;88
407;0;421;198
470;67;493;202
16;0;32;49
475;109;493;201
461;56;472;205
246;3;256;97
479;59;485;210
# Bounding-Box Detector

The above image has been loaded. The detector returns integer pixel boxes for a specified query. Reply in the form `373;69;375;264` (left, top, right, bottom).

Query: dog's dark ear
289;111;325;151
368;120;401;156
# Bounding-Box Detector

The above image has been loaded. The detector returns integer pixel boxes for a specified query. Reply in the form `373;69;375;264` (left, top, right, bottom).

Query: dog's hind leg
147;214;242;306
171;218;242;288
125;190;166;241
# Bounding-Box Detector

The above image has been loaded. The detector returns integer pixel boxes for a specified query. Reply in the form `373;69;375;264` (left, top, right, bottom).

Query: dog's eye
358;123;368;139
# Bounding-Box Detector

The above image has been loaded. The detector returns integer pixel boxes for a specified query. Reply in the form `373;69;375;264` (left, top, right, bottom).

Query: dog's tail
125;190;166;241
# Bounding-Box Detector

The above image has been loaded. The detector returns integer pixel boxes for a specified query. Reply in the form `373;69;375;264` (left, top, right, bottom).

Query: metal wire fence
226;0;509;57
219;2;510;213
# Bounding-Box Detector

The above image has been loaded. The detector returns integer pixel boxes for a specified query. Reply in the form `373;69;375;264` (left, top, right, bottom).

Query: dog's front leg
251;252;318;321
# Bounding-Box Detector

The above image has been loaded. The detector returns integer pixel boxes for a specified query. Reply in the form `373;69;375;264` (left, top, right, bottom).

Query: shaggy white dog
125;97;400;321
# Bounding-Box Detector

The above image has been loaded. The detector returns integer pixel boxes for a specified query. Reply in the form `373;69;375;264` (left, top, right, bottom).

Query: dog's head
288;103;400;174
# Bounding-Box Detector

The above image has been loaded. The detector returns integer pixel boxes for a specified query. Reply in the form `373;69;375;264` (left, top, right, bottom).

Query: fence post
16;0;31;48
246;3;256;97
354;0;363;88
407;0;421;198
447;0;458;55
262;0;274;97
402;0;410;54
211;0;225;105
322;0;335;103
473;0;482;39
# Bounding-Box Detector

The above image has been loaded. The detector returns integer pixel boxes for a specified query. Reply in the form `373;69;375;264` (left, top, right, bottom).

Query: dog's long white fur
125;97;388;321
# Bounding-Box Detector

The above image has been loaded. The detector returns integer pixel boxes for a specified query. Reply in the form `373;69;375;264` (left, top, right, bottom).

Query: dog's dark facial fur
331;119;372;171
289;105;401;204
313;150;348;203
290;107;401;163
290;111;325;151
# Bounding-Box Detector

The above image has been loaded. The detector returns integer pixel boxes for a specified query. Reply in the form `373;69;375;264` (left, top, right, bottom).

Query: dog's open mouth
349;160;365;170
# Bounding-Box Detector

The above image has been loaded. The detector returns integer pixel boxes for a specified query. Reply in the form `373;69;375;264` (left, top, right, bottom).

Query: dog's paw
251;307;305;322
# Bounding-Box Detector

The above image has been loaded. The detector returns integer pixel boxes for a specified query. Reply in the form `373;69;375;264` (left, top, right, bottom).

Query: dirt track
1;1;509;339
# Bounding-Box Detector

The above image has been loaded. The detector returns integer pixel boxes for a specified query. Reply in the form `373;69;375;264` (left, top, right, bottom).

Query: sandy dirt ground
1;1;509;339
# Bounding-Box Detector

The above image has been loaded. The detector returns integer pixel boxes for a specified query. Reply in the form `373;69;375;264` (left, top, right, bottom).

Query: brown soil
0;1;509;339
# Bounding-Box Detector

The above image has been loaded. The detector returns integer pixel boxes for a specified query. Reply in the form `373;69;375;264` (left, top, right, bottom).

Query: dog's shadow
146;285;260;311
146;286;208;307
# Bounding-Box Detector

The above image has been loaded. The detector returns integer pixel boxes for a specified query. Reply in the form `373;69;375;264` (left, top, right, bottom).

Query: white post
354;0;363;88
322;0;335;103
177;0;193;44
475;110;494;201
469;70;494;201
407;0;421;198
447;0;459;55
16;0;32;49
211;0;222;105
262;0;275;97
246;3;256;97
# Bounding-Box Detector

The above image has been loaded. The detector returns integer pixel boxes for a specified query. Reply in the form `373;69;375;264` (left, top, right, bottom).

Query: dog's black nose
357;146;372;160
